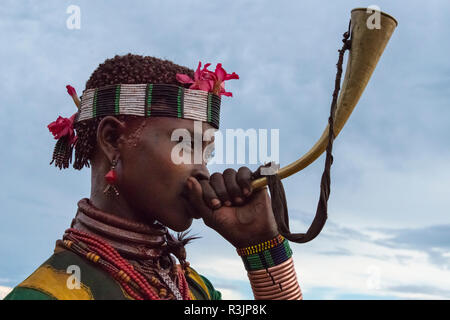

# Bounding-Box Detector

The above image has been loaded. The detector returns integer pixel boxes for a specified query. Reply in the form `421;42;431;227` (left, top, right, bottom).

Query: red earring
104;157;119;196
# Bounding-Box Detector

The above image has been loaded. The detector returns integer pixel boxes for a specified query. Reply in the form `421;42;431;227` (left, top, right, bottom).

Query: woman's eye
204;148;215;162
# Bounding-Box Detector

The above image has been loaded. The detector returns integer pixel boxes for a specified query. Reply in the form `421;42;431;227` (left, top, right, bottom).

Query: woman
4;54;301;300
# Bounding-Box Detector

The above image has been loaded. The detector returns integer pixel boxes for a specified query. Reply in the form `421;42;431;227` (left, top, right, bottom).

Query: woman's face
118;117;214;232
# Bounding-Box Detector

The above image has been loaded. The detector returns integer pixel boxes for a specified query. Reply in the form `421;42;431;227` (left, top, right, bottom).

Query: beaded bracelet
238;236;293;272
236;234;285;256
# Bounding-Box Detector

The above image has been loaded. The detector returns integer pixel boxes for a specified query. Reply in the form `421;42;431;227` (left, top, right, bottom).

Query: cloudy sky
1;0;449;300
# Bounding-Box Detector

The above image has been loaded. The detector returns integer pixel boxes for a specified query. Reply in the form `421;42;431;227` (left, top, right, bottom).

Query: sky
0;0;449;300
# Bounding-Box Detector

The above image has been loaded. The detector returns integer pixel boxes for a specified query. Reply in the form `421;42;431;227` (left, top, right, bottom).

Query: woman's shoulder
4;244;129;300
185;265;222;300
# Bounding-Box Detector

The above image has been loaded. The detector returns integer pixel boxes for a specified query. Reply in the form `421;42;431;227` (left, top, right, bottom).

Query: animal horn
251;8;398;189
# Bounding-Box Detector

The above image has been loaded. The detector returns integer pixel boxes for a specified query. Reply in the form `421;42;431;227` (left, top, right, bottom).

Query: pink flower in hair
47;113;78;146
176;62;239;97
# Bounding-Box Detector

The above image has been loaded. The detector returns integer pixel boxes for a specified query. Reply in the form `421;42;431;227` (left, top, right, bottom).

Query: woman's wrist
237;234;292;271
236;234;302;300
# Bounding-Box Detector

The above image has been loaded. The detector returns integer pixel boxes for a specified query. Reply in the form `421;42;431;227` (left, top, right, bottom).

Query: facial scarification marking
126;119;148;148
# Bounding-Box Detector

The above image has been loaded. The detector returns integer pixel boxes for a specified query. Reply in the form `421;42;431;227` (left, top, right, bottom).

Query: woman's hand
182;167;279;249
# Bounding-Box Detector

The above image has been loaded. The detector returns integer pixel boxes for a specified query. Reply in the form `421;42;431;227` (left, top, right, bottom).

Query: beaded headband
76;83;221;129
47;61;239;169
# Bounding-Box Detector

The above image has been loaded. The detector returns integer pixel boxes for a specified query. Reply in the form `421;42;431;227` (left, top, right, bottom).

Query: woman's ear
96;116;126;163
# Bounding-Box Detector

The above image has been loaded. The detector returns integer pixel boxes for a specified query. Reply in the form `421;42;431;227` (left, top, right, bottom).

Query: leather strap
252;27;351;244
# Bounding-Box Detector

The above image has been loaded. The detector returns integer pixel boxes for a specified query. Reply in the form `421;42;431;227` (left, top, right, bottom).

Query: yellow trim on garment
18;264;94;300
185;266;210;300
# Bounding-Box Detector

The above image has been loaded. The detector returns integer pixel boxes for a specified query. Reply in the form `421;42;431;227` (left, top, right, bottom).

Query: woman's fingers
205;167;255;207
199;179;222;209
236;166;253;197
184;166;255;219
210;173;231;206
223;168;244;205
183;177;213;222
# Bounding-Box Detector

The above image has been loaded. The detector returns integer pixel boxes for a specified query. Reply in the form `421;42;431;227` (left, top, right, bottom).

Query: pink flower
66;85;77;97
176;62;239;97
47;113;78;146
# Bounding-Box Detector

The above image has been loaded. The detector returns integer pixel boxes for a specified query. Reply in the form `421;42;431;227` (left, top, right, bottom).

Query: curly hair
71;54;194;170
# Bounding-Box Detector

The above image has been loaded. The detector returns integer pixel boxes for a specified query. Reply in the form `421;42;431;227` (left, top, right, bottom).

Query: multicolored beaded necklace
57;198;195;300
61;228;191;300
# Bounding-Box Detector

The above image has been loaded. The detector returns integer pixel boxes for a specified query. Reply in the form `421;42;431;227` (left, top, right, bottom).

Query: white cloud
216;288;247;300
188;219;450;300
189;256;249;282
295;245;450;299
0;286;12;300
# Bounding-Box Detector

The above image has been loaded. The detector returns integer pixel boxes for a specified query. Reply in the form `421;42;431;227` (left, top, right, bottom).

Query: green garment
4;246;221;300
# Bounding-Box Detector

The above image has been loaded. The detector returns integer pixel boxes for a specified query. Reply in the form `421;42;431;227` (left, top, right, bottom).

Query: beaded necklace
61;228;191;300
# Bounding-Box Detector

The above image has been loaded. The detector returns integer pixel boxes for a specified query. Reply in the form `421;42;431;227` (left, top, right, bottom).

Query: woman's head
74;54;214;232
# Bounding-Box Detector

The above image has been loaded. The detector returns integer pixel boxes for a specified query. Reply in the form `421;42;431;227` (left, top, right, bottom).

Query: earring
104;156;119;196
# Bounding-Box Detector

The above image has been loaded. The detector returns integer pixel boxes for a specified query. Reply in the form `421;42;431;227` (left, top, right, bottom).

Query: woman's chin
167;218;193;232
162;207;194;232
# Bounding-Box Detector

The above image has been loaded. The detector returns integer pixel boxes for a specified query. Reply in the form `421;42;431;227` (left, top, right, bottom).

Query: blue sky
1;0;450;299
